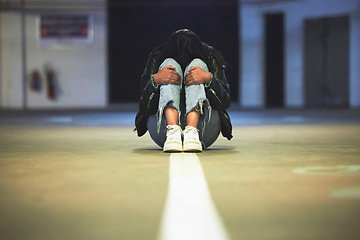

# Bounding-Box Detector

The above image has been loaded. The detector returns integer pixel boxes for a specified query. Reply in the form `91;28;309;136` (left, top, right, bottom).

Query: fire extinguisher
44;64;56;100
29;70;41;91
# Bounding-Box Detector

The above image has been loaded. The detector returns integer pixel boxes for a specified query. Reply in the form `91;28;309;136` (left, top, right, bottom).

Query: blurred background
0;0;359;110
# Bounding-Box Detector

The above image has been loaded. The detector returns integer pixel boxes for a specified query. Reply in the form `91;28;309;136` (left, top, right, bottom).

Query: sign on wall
38;15;93;47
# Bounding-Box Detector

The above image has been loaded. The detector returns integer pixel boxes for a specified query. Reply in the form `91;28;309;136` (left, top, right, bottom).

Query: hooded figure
135;29;232;152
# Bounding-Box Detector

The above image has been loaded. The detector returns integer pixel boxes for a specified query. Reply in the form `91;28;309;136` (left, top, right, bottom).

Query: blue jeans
147;58;221;149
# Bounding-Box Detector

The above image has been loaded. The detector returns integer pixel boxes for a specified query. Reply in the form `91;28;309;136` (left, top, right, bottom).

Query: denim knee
184;58;209;75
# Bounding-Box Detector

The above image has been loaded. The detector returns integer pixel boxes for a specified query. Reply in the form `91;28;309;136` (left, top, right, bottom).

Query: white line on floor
329;186;360;199
158;153;231;240
292;165;360;176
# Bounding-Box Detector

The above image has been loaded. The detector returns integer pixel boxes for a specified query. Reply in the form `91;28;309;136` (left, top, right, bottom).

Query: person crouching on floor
135;29;233;152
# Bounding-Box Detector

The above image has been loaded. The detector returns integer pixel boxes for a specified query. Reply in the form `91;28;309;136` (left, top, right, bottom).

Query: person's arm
139;53;161;117
184;67;212;86
153;66;181;85
205;48;231;110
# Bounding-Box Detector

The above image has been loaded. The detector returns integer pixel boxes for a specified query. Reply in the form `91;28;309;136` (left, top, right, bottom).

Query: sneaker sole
163;142;183;153
183;142;202;152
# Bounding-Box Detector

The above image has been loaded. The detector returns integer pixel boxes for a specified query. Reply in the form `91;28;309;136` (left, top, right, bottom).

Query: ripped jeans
147;58;221;149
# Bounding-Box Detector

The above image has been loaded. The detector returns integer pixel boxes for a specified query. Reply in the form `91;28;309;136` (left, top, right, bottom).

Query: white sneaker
163;125;183;152
183;126;202;152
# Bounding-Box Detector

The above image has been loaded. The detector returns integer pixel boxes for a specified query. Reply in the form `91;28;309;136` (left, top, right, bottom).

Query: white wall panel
0;12;24;109
0;0;107;109
240;0;360;108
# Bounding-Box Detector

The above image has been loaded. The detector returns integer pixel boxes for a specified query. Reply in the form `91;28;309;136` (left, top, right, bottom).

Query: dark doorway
304;15;349;108
108;0;239;103
265;12;284;108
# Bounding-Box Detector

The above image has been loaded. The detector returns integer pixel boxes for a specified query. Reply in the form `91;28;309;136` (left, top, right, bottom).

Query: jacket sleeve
205;48;231;110
135;53;160;137
139;53;160;116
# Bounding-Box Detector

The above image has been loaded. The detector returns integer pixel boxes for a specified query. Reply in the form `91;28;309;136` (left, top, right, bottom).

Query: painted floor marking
158;153;231;240
329;186;360;199
292;165;360;176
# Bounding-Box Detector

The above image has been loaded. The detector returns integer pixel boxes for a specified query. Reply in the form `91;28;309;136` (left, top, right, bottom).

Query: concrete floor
0;109;360;240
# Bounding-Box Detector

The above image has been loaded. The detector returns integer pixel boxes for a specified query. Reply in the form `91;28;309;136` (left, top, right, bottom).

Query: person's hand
184;67;212;86
153;66;181;85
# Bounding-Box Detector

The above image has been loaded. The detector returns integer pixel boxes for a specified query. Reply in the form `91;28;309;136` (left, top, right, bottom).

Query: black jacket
135;43;233;140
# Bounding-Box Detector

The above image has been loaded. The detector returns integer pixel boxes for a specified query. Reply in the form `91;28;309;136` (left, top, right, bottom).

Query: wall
2;0;359;109
0;0;107;109
240;0;360;108
1;8;23;108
